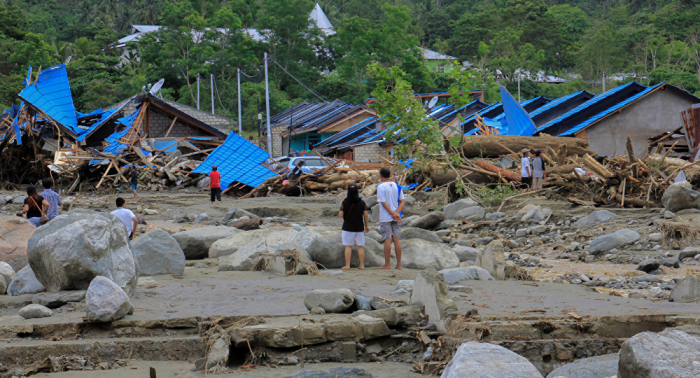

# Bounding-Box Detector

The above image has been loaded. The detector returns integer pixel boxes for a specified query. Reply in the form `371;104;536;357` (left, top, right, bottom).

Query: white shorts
342;231;365;246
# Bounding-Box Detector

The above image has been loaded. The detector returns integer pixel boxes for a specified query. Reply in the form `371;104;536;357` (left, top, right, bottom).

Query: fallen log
461;135;593;158
474;160;521;182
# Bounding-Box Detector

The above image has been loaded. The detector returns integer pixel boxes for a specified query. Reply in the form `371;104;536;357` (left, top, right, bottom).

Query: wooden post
164;117;178;138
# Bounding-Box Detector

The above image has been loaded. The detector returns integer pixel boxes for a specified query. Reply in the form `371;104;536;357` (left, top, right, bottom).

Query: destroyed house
462;96;551;134
314;117;389;162
536;82;700;156
527;90;595;127
265;100;375;156
428;100;490;132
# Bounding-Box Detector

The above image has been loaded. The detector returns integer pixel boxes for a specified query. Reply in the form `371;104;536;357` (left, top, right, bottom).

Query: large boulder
401;227;443;243
7;265;45;296
443;199;479;220
27;211;137;295
172;226;240;260
618;329;700;378
304;289;355;313
546;354;618;378
216;228;313;273
521;206;552;222
574;210;617;227
662;184;700;213
399;239;459;270
441;342;543;378
409;212;446;230
452;245;482;262
439;267;494;284
476;240;506;280
589;229;640;255
410;270;458;332
670;276;700;302
0;216;35;271
455;206;485;221
85;276;133;323
131;229;186;276
0;261;15;294
224;207;260;222
211;227;296;259
295;228;385;269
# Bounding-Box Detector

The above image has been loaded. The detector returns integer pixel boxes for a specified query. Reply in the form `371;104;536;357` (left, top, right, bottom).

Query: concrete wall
353;143;388;162
584;89;696;156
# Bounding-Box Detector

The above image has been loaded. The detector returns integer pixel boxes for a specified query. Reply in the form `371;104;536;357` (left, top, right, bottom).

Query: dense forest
1;0;700;132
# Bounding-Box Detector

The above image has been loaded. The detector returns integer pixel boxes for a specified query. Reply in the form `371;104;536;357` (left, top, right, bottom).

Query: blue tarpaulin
499;86;536;136
192;132;276;188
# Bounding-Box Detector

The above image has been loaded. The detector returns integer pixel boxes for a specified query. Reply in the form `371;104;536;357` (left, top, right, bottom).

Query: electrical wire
212;76;232;114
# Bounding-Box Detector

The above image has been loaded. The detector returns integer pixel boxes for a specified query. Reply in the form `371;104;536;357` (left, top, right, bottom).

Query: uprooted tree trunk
460;135;593;158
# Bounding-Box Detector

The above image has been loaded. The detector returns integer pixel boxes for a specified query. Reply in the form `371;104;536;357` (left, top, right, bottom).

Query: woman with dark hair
17;185;50;227
339;183;369;269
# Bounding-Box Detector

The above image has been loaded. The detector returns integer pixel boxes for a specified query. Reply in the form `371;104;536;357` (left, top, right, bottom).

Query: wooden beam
164;116;178;138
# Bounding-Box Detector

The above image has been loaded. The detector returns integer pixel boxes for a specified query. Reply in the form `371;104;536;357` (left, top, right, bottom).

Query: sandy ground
32;360;422;378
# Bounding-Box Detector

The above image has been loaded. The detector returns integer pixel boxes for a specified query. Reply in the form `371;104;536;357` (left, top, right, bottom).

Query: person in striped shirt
41;178;62;221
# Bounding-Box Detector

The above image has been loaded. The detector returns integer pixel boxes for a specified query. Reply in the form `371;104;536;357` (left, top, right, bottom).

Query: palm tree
51;40;75;64
79;1;92;25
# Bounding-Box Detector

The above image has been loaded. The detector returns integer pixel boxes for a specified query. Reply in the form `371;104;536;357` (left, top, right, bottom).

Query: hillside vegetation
1;0;699;131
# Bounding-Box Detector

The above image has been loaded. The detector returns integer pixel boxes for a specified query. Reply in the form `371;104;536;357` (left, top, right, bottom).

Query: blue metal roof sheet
192;132;276;188
529;91;586;119
18;64;78;133
558;83;665;136
537;82;642;134
498;86;536;136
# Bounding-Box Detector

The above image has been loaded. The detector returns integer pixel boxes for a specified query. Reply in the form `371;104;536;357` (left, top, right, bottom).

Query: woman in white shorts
339;183;369;269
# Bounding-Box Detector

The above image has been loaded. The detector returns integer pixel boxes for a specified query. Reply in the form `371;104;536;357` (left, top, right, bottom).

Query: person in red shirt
209;165;221;204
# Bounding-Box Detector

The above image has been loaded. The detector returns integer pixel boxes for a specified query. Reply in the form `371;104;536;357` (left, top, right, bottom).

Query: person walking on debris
339;183;370;270
41;178;62;221
521;149;532;191
17;185;50;227
130;166;139;199
112;197;138;240
209;165;222;205
377;167;404;270
532;150;545;191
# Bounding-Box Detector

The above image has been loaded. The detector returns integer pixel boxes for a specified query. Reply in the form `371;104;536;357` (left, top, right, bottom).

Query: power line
212;77;232;114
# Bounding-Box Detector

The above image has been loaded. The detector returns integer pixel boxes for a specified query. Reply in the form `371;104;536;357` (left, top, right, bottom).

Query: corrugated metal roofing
498;86;536;136
19;64;78;133
192;132;276;188
559;83;665;136
537;82;642;134
530;91;586;120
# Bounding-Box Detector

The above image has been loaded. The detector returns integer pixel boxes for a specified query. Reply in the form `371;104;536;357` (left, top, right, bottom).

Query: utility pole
237;69;242;135
264;52;273;157
210;74;215;115
196;74;200;110
517;70;521;102
602;72;606;93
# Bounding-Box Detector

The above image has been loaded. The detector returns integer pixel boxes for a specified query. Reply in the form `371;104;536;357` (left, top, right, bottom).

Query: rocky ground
1;184;700;377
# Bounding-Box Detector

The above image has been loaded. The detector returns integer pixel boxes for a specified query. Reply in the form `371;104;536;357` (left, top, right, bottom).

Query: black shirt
130;170;138;184
341;199;367;232
24;195;45;219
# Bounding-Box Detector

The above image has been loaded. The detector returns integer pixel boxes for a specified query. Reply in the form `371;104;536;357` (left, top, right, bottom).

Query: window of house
436;64;445;73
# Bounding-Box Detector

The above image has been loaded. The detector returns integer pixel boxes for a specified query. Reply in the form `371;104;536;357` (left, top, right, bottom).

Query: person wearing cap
209;165;221;204
521;149;532;191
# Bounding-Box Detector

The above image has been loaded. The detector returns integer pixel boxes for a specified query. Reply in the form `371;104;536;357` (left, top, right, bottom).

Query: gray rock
401;227;443;243
662;184;700;213
648;232;663;242
18;304;53;319
664;211;676;219
215;228;312;272
193;213;210;222
85;276;133;322
295;228;384;269
27;210;138;295
442;342;544;378
439;267;494;284
443;199;479;219
619;329;700;378
224;207;260;221
546;353;618;378
366;230;382;242
282;367;373;378
455;206;485;221
485;212;505;220
452;245;482;262
637;258;660;273
436;219;462;231
661;257;680;268
355;295;371;311
205;336;230;372
0;261;14;294
589;229;641;255
574;210;617;227
7;265;45;296
522;206;552;222
366;195;377;210
410;212;446;230
436;230;451;237
33;291;86;308
678;246;700;261
131;229;186;276
304;289;355;313
476;240;506;280
310;307;325;315
12;196;24;204
410;270;458;332
633;274;662;283
172;226;239;260
399;239;460;270
671;276;700;302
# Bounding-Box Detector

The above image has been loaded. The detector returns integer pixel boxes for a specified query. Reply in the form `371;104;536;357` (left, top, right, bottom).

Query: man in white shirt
377;167;405;269
111;197;138;239
521;149;532;191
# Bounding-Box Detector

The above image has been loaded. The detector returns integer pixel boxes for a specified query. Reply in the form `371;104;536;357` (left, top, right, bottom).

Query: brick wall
148;108;210;138
353;143;387;162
